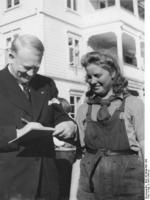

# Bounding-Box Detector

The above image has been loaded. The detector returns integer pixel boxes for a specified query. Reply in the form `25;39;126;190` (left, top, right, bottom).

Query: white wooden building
0;0;144;118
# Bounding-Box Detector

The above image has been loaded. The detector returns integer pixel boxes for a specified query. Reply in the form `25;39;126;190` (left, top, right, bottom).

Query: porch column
116;27;124;73
135;35;142;69
133;0;139;17
115;0;120;8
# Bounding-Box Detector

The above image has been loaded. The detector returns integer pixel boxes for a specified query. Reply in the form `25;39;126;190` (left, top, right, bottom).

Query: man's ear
9;52;15;59
8;51;15;64
111;71;116;80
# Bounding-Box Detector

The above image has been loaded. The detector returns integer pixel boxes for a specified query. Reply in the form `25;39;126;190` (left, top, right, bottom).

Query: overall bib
77;97;144;200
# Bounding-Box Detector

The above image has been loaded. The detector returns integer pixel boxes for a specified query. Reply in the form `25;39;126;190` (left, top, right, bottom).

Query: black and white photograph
0;0;146;199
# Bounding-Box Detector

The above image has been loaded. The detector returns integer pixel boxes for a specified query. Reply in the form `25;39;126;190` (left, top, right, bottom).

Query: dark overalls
77;97;144;200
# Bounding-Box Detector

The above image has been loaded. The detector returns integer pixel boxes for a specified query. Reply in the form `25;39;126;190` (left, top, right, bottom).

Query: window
5;33;19;63
7;0;20;9
122;33;137;67
70;94;81;119
67;0;77;11
99;1;106;8
68;33;80;67
14;0;19;5
138;0;144;19
91;0;115;9
120;0;134;13
140;42;144;70
107;0;115;6
7;0;12;8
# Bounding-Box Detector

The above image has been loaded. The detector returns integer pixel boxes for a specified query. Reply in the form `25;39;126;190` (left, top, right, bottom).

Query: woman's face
86;63;115;97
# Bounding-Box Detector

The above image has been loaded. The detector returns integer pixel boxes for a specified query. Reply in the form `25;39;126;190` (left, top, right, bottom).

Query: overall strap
86;105;92;121
118;94;130;112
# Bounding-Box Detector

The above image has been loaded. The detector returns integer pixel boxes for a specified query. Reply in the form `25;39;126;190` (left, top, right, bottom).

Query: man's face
10;47;42;84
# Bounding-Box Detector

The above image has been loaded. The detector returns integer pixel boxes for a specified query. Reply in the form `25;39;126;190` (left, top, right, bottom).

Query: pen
21;118;30;124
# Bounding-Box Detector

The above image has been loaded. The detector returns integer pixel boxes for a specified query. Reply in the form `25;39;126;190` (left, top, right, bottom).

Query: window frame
140;41;145;70
67;0;78;12
68;32;81;68
4;30;20;63
122;33;137;68
69;91;83;119
93;0;115;9
6;0;20;10
120;0;134;14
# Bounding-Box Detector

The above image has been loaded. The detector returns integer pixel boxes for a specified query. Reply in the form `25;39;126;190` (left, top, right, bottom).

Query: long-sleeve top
76;95;144;153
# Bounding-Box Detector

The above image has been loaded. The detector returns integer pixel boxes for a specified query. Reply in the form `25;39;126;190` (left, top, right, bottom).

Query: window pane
108;0;115;6
73;0;77;11
140;42;145;70
70;96;74;104
6;37;12;48
67;0;71;8
140;42;144;58
69;48;74;65
138;0;144;19
68;37;73;46
120;0;134;13
122;33;137;67
74;40;79;66
99;1;106;8
71;105;74;113
77;97;80;102
7;0;12;8
68;37;74;66
68;34;80;67
14;0;20;5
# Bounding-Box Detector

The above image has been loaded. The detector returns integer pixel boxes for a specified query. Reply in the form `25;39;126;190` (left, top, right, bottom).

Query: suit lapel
0;67;47;121
30;86;46;121
0;67;32;115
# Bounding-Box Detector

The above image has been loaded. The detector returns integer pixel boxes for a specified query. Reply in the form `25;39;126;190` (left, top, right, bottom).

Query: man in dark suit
0;34;77;200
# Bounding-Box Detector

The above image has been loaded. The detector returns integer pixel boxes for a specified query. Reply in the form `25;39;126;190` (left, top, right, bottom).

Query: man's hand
53;121;77;139
16;122;44;138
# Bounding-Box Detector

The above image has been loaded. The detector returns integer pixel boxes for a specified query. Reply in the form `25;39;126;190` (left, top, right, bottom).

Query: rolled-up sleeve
76;103;88;147
124;96;144;154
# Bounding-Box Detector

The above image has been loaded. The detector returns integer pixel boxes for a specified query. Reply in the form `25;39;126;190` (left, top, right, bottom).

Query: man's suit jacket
0;67;70;199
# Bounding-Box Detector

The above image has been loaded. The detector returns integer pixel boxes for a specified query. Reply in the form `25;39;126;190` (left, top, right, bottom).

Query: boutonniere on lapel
40;91;45;95
48;98;60;106
48;98;64;112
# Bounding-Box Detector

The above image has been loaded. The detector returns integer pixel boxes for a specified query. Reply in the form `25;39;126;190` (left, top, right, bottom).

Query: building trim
67;30;82;37
45;75;86;85
120;21;144;37
127;77;144;85
69;89;85;94
40;11;82;29
82;20;144;35
0;12;37;27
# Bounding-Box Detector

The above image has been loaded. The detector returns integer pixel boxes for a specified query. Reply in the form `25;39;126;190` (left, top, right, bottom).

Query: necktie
21;84;31;101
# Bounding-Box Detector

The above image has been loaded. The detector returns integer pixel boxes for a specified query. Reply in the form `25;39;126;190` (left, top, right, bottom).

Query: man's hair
10;34;44;57
81;51;128;96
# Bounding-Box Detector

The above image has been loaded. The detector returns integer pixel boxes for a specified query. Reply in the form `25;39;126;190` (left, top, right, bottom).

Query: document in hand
8;126;55;146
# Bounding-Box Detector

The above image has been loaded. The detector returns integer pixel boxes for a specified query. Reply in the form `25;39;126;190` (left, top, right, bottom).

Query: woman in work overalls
74;51;144;200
